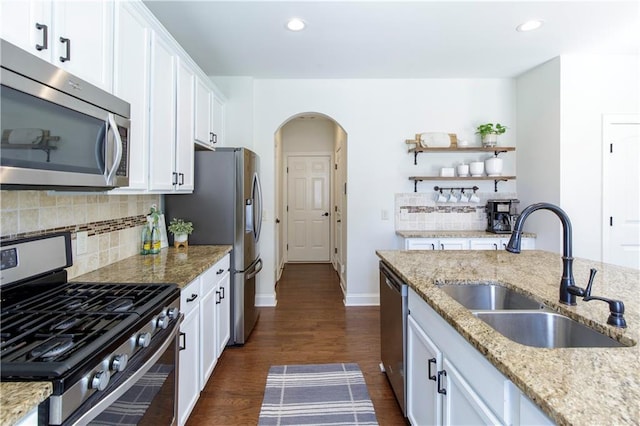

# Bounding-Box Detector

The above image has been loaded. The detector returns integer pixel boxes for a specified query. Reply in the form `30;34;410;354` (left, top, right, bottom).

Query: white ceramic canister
484;157;503;176
456;164;469;177
469;161;484;177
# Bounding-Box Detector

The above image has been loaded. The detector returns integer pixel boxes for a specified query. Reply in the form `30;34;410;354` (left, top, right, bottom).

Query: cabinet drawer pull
172;172;178;185
186;294;198;302
179;332;186;351
179;173;184;185
437;370;447;395
216;268;224;275
493;243;498;250
35;23;48;51
59;37;70;62
220;286;225;299
215;290;221;304
212;133;217;144
428;358;437;381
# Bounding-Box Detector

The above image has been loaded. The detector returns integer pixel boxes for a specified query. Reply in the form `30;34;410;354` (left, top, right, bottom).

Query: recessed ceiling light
516;20;543;32
286;18;306;32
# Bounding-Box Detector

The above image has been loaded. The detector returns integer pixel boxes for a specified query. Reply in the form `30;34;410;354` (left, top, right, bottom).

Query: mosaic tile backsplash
395;192;518;231
1;191;161;279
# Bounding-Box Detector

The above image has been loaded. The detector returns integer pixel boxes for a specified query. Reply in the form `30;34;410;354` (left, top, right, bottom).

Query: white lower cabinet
178;253;231;425
404;236;535;251
407;287;552;426
178;277;201;426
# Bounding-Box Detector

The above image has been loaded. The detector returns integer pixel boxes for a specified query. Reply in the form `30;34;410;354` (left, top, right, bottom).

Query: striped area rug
258;363;379;425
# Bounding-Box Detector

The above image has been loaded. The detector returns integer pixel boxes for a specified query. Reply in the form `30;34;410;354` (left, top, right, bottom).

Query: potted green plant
475;123;507;147
167;218;194;246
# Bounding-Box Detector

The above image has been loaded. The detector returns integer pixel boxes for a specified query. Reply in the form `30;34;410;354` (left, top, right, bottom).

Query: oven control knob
91;370;111;391
137;332;152;348
111;354;129;372
156;315;169;330
167;307;180;320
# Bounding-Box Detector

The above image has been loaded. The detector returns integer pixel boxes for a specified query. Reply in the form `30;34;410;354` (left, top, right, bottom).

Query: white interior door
603;114;640;269
287;155;331;262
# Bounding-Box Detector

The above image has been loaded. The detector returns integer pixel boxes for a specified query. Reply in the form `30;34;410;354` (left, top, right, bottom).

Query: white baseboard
256;293;277;307
343;292;379;306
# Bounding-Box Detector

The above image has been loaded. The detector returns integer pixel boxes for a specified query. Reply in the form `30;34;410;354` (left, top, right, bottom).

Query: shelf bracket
414;151;418;165
493;178;508;192
414;179;419;192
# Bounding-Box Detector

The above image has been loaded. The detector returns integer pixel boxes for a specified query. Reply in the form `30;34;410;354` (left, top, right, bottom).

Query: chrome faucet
506;202;577;305
506;202;626;327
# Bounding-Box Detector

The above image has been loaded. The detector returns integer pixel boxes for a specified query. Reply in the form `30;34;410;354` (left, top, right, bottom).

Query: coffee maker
486;199;519;234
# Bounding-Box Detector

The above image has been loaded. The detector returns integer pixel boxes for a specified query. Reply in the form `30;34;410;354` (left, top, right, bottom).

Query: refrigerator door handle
246;258;263;280
245;198;253;234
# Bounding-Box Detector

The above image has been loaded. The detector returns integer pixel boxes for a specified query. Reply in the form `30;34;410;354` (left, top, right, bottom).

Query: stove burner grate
30;336;75;360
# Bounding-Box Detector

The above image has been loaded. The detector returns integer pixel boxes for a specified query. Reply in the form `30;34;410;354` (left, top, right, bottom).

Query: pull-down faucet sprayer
506;202;577;305
506;202;626;327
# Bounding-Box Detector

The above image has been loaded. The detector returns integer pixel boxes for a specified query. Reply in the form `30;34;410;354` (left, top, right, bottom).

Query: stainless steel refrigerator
165;147;263;345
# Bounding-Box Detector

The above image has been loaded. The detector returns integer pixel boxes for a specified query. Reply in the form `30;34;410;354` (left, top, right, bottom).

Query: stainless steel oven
0;233;182;425
0;39;130;190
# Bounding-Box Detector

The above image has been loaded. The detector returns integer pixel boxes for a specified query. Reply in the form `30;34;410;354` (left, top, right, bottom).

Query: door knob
322;212;329;216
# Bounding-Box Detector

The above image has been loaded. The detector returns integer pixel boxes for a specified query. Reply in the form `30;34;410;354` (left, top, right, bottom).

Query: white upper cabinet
194;76;226;148
148;32;177;192
211;93;225;146
112;1;150;192
175;58;195;192
1;0;114;91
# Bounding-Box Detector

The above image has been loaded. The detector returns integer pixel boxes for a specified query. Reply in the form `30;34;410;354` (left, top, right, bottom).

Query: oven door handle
70;313;183;425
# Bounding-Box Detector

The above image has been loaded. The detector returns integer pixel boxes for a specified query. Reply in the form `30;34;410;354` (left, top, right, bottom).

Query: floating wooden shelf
409;176;516;193
409;146;516;165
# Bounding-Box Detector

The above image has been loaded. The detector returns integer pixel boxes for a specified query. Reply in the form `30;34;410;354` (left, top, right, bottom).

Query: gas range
0;233;182;425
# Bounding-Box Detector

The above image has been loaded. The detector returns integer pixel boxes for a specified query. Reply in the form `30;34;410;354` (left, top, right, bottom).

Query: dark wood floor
186;263;407;425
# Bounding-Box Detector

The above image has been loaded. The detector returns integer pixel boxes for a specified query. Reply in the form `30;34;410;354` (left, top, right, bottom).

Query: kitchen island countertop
376;249;639;426
0;245;231;426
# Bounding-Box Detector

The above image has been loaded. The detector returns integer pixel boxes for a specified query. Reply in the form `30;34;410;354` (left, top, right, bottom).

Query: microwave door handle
105;114;123;185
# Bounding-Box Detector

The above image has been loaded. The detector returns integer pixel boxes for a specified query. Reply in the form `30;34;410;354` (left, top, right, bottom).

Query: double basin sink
438;284;629;348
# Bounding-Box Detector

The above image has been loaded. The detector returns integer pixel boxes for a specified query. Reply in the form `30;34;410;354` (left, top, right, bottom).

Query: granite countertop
396;230;536;238
0;382;52;426
73;245;232;288
0;245;231;426
376;249;639;425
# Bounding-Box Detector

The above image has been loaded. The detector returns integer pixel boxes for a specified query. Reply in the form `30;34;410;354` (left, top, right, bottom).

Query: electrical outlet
381;209;389;220
76;231;88;255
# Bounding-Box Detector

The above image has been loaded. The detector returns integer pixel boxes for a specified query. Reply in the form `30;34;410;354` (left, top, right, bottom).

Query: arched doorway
274;112;348;293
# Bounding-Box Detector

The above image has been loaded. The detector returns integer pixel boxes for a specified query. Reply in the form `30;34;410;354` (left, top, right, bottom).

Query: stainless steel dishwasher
379;261;408;416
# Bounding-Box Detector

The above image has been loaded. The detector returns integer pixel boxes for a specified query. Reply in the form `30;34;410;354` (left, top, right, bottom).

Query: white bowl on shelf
485;157;503;176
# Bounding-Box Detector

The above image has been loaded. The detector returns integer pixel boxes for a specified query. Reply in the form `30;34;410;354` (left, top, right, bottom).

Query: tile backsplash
395;192;518;231
1;191;161;279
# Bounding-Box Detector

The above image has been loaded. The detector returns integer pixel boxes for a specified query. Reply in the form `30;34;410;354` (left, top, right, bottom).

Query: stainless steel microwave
0;39;130;190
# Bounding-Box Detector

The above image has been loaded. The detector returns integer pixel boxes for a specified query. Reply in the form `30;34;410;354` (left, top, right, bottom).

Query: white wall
250;78;516;305
516;58;562;253
211;76;254;149
516;54;639;260
560;55;639;261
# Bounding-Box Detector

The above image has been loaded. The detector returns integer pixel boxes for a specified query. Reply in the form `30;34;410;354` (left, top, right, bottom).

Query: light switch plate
381;209;389;220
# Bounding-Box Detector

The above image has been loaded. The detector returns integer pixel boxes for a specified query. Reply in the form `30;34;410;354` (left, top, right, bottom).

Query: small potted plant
475;123;507;147
167;218;194;247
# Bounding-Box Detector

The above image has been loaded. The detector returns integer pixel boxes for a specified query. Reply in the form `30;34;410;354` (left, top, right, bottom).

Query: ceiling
143;1;640;79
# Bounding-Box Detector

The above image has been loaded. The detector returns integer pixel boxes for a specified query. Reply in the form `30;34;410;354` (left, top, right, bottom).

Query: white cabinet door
194;77;212;146
439;238;469;250
52;0;114;91
178;278;201;426
469;238;502;250
148;32;176;192
112;1;150;192
216;267;231;357
407;315;442;426
405;238;439;250
0;0;50;61
211;94;224;146
441;358;501;426
200;274;217;390
1;0;113;91
175;58;195;192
